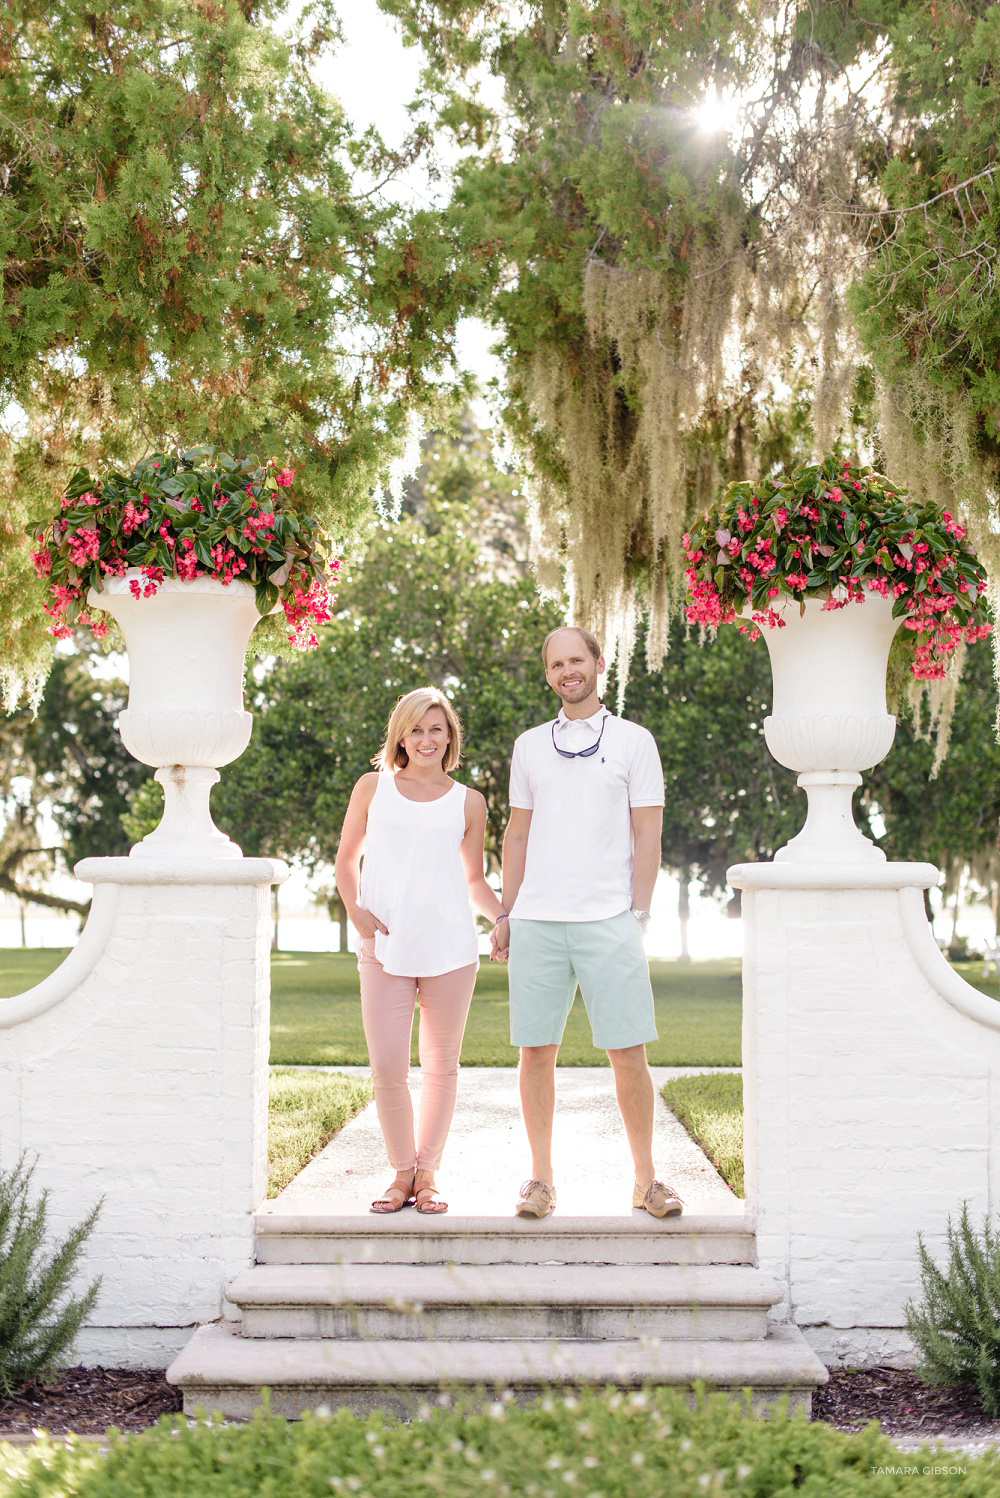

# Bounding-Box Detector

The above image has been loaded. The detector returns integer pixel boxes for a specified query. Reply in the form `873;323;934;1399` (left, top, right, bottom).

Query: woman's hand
490;914;509;963
353;909;389;941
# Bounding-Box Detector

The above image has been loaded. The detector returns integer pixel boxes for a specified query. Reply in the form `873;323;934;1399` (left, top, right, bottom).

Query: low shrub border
0;1387;986;1496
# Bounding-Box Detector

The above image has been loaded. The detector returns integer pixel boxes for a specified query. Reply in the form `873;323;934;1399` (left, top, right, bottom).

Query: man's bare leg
519;1044;559;1184
607;1043;656;1188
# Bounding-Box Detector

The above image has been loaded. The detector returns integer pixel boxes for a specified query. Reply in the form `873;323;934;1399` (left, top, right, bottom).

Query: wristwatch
631;909;651;931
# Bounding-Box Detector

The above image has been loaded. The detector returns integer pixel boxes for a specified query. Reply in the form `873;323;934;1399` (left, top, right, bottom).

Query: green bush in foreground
906;1204;1000;1417
0;1154;101;1397
0;1387;991;1496
662;1072;744;1196
268;1069;374;1198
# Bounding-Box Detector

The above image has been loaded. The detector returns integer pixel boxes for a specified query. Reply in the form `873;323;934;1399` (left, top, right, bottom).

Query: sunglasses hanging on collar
551;715;607;760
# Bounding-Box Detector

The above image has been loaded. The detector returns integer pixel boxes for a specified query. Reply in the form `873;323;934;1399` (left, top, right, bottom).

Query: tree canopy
381;0;1000;683
1;0;480;704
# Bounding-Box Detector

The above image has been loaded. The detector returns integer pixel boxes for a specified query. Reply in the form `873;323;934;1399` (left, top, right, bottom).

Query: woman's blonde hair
374;688;463;773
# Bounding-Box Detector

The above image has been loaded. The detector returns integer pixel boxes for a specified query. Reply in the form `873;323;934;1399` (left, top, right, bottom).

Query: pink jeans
358;940;477;1171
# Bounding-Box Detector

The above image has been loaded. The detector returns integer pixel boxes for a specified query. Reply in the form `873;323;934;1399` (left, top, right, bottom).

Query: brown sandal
414;1185;448;1215
370;1174;414;1214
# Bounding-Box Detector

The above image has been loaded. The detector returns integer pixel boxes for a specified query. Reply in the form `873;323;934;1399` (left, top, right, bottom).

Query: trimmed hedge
1;1386;994;1496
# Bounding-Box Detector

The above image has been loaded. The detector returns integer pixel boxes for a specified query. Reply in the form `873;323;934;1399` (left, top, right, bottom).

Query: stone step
226;1263;780;1343
167;1321;828;1420
253;1212;754;1267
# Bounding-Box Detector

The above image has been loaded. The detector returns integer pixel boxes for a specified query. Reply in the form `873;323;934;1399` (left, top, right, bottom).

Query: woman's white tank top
359;773;479;977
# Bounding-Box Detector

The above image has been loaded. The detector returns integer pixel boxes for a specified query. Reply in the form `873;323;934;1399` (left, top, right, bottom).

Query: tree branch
0;874;89;918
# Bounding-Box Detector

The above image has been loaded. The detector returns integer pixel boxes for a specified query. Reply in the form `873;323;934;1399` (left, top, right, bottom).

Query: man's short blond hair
541;625;602;668
374;688;463;772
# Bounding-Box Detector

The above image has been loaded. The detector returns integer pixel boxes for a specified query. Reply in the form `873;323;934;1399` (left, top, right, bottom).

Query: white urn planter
88;573;266;859
757;591;903;864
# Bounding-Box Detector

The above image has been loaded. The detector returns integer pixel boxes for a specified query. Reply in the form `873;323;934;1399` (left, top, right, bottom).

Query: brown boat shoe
633;1179;684;1218
516;1179;557;1218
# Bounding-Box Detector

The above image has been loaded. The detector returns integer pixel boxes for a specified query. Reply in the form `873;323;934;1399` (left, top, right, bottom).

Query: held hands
352;908;389;941
490;914;510;963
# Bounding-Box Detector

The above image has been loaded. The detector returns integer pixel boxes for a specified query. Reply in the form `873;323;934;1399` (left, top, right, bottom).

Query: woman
335;687;505;1214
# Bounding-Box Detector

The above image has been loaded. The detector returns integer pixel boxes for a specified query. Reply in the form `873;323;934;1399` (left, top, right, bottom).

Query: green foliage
905;1204;1000;1418
1;0;473;701
267;1068;373;1198
613;619;799;895
662;1071;744;1197
20;656;144;867
865;638;1000;884
0;1154;101;1397
847;4;1000;501
0;1383;987;1495
0;653;146;917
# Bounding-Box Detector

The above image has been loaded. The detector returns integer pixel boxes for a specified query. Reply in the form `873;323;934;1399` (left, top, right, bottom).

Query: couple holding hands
335;626;683;1221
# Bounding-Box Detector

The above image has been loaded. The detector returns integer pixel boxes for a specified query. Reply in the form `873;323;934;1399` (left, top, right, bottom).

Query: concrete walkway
269;1067;742;1219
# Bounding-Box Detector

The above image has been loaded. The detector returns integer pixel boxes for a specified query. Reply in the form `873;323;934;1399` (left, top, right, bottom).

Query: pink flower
283;578;334;647
66;527;101;568
275;467;295;488
121;501;150;536
129;564;164;599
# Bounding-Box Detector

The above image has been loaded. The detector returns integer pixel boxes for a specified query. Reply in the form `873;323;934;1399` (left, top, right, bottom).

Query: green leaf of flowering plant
27;447;341;653
682;452;993;679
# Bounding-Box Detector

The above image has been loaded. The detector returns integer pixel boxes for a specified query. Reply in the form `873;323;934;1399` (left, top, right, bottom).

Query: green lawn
267;1068;373;1197
4;948;999;1068
663;1072;744;1196
271;952;743;1066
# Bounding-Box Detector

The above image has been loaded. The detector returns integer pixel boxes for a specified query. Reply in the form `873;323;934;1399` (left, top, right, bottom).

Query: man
491;625;683;1220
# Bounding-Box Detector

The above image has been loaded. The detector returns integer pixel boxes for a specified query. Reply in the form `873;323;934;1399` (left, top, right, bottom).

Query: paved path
270;1066;743;1218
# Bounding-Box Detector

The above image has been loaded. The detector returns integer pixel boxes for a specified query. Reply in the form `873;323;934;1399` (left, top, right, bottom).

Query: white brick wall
0;855;286;1368
731;860;1000;1367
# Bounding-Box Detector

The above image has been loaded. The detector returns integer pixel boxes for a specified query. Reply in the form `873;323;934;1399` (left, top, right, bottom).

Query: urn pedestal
89;574;264;859
756;593;903;864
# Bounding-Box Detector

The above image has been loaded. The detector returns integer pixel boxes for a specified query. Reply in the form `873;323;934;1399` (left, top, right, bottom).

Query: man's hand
490;914;510;963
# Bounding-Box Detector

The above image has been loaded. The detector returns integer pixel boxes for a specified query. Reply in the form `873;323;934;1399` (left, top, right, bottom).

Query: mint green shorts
508;911;657;1051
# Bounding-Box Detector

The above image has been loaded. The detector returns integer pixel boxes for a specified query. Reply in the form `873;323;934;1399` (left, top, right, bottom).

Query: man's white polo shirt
508;707;664;922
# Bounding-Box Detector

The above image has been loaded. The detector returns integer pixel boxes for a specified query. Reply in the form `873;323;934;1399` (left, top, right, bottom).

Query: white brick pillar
0;854;287;1367
729;859;1000;1367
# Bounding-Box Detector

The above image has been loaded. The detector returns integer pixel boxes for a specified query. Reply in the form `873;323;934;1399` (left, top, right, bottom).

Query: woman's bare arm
334;774;387;939
460;788;506;924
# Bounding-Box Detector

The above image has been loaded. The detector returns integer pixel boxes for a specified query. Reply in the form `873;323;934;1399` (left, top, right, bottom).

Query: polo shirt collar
555;705;609;740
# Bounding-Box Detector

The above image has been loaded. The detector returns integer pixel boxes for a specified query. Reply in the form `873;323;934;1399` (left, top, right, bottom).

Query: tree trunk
327;890;350;954
949;863;963;948
678;868;692;964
